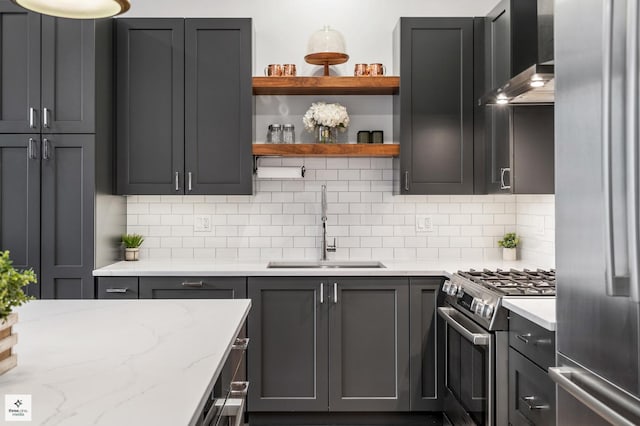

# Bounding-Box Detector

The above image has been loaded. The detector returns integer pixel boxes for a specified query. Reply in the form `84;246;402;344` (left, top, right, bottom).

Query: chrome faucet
321;185;337;260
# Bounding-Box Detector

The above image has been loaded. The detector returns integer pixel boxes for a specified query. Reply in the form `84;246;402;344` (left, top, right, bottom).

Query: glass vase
315;125;337;144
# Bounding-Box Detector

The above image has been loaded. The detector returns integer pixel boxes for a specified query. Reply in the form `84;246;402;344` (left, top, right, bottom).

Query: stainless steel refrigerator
551;0;640;424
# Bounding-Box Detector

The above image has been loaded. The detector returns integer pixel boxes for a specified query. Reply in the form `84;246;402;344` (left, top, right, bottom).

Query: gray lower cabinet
409;278;445;411
116;18;252;195
0;2;103;133
508;312;556;425
393;18;475;195
247;277;410;412
139;276;247;299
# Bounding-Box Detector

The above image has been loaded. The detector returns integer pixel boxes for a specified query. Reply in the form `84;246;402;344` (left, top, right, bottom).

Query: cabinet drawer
509;312;555;370
139;276;246;299
508;348;556;426
96;277;139;299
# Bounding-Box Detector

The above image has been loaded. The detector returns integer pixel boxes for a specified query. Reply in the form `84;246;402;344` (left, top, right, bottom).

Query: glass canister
267;124;283;143
282;124;295;144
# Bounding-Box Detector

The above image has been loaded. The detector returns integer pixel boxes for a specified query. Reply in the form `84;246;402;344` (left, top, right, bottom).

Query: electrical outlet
415;215;434;233
194;215;212;232
535;216;545;236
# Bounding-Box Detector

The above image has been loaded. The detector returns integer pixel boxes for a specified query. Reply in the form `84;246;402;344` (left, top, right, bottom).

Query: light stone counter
93;258;553;277
0;299;251;425
502;297;556;331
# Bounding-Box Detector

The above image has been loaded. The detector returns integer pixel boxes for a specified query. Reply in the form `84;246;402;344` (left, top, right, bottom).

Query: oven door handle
437;307;491;346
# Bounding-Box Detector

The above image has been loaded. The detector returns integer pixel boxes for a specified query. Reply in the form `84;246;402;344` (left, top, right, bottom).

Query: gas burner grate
457;268;556;296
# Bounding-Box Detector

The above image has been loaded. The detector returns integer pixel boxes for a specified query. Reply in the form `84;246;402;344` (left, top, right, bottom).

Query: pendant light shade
11;0;130;19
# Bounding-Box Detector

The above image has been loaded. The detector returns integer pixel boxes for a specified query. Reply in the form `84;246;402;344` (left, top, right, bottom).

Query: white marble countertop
93;258;552;277
502;297;556;331
0;299;251;426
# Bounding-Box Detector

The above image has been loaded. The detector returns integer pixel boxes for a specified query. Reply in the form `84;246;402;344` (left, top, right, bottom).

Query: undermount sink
267;260;386;269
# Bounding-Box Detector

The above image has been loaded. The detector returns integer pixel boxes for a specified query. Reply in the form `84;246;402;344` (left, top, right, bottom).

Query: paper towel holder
253;156;306;178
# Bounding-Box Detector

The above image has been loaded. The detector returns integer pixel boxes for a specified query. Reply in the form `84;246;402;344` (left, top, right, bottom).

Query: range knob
480;304;494;319
471;298;484;314
442;280;452;294
448;283;460;296
456;287;465;298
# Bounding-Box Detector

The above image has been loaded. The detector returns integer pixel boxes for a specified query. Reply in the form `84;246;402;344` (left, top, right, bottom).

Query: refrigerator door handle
626;0;640;302
603;0;632;298
549;367;640;426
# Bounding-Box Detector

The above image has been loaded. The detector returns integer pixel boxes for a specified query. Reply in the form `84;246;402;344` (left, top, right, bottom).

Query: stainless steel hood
479;64;554;105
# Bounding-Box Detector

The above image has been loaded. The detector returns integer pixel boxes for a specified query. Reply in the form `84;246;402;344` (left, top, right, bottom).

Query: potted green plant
122;233;144;261
498;232;520;261
0;250;36;375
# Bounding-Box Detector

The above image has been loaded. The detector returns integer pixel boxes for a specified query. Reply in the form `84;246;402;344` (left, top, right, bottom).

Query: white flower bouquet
302;102;350;132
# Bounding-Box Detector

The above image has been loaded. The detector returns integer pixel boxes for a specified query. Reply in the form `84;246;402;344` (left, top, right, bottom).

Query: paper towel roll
256;166;305;179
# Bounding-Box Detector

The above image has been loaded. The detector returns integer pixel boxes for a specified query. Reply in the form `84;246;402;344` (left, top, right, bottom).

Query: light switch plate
415;214;434;233
194;215;212;232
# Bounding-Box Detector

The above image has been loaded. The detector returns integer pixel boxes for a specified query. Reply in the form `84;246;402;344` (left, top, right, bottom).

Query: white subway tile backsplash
127;160;553;265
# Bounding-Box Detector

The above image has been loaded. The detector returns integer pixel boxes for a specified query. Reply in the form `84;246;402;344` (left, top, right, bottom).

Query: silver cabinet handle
29;107;36;129
42;138;51;160
230;381;249;397
500;167;511;190
515;333;552;346
626;0;640;303
515;333;531;344
181;281;203;288
231;337;249;351
188;171;192;191
438;307;490;346
43;107;50;128
105;288;129;293
320;283;324;304
519;395;549;411
333;282;338;304
175;172;180;191
404;171;409;191
28;138;37;160
549;367;640;426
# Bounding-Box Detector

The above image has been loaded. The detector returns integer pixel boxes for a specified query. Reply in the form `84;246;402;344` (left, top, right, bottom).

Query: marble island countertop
0;299;251;426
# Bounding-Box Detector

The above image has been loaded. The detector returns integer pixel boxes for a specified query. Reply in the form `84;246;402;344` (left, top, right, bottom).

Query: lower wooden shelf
252;143;400;157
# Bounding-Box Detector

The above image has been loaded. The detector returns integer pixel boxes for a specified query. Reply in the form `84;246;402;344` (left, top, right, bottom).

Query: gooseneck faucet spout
321;185;336;260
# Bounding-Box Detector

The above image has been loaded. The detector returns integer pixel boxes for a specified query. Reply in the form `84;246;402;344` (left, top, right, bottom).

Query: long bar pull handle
549;367;640;426
28;138;37;160
404;171;409;191
626;0;640;302
43;107;50;128
333;282;338;304
105;288;129;293
29;107;36;129
500;167;511;190
42;138;50;160
181;281;204;288
320;283;324;304
175;172;180;191
188;172;192;192
437;307;490;346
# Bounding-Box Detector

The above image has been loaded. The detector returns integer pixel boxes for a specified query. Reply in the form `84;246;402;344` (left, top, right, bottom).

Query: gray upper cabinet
0;2;99;134
393;18;474;195
247;277;410;413
116;18;252;195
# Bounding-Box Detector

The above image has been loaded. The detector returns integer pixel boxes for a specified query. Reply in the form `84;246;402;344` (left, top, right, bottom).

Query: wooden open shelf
252;76;400;95
252;143;400;157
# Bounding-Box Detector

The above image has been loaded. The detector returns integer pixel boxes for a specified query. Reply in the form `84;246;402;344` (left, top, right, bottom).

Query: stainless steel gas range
437;269;556;426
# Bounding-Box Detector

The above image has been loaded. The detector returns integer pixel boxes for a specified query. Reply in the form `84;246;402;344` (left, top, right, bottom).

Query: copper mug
354;63;369;76
282;64;296;76
264;64;283;76
369;63;386;76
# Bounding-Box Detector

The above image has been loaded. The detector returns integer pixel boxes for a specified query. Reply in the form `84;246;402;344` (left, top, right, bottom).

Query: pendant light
11;0;130;19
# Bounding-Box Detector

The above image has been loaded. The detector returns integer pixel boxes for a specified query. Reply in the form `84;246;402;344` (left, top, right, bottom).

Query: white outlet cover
415;214;434;233
534;216;545;235
194;215;212;232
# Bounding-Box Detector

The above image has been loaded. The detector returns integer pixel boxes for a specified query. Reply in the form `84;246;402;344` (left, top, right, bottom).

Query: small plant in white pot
498;232;520;261
122;234;144;261
0;250;36;374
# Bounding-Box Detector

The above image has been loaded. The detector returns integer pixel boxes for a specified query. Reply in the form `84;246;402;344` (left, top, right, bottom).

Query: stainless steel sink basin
267;260;386;269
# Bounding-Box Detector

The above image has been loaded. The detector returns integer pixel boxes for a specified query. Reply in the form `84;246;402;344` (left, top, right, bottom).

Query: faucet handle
327;238;337;252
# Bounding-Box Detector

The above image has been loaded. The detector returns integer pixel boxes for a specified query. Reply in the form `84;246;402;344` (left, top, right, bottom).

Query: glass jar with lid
282;124;295;144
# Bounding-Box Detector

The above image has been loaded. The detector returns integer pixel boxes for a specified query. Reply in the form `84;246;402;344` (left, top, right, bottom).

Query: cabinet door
508;348;556;425
397;18;474;195
138;276;246;299
41;17;95;134
40;135;95;299
247;277;329;412
328;277;410;411
0;134;40;298
116;19;185;195
184;19;252;195
409;278;444;411
0;2;40;133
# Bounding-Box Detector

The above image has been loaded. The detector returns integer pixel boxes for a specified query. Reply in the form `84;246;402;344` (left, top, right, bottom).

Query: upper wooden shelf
252;143;400;157
252;76;400;95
